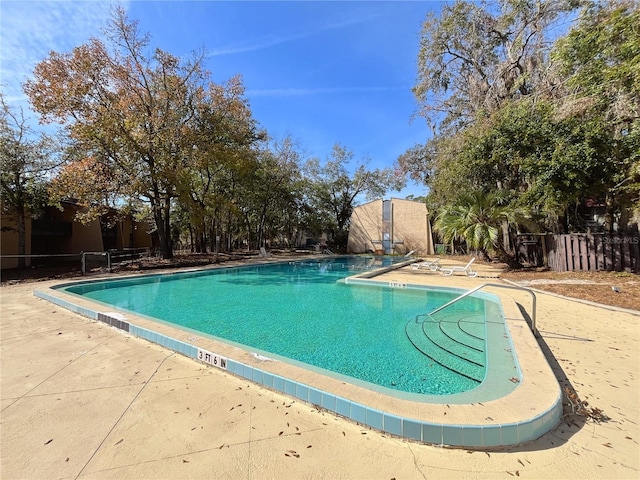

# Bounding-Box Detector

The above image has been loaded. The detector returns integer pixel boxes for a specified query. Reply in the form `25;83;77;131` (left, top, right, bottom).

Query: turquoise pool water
61;257;495;396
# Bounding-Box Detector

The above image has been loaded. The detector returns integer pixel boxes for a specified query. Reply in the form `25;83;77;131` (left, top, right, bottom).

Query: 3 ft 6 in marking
197;348;227;370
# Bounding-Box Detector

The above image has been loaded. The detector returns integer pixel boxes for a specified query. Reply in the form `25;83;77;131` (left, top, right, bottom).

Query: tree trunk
495;243;521;268
17;204;26;269
163;197;173;259
560;208;569;234
152;199;173;260
604;194;616;233
194;230;202;253
244;213;253;251
257;208;267;249
479;248;492;262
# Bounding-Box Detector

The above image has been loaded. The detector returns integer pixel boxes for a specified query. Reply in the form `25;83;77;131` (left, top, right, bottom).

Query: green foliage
554;0;640;107
403;0;640;234
237;137;306;249
0;98;53;217
0;93;59;267
396;143;433;185
172;75;265;253
414;0;577;132
15;8;407;256
24;8;264;258
434;189;531;263
552;0;640;214
304;143;404;249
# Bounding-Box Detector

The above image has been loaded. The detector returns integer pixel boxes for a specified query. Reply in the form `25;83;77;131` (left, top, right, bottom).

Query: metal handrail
429;283;538;337
81;251;111;274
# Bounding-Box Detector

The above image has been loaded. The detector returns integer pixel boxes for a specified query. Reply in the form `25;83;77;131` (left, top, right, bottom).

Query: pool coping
34;262;562;448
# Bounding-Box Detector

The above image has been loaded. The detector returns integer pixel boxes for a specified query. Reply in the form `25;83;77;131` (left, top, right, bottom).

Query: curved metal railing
429;283;538;337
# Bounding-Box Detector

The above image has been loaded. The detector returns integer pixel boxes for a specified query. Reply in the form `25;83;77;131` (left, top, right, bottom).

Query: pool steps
441;315;485;350
405;314;486;383
421;313;485;363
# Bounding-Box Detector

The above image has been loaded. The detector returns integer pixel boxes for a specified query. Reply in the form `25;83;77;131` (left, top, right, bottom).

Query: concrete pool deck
1;258;639;479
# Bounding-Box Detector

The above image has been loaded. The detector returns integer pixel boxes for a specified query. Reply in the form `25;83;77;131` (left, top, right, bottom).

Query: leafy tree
237;136;305;249
48;149;131;224
175;76;264;253
396;143;434;186
424;98;626;232
413;0;578;133
434;190;531;265
304;143;405;249
0;94;58;268
399;0;582;229
402;0;639;239
552;0;640;223
554;0;639;125
24;7;261;258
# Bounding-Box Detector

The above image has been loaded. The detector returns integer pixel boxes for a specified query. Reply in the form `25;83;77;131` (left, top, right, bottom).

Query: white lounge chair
440;257;477;277
411;258;441;271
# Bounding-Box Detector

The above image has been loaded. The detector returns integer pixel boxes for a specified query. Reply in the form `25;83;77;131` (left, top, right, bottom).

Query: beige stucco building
347;198;434;256
1;202;152;269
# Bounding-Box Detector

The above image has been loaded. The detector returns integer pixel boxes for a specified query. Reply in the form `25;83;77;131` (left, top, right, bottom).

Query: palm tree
434;190;531;266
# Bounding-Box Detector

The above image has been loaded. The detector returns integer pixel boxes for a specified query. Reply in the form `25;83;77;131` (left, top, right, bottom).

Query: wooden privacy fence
516;234;640;273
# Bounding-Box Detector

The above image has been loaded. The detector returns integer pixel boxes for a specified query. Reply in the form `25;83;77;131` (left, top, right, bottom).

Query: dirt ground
499;268;640;311
2;252;638;312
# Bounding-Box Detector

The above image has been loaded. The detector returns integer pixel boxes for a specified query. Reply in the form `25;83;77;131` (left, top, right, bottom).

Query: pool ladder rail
429;283;537;337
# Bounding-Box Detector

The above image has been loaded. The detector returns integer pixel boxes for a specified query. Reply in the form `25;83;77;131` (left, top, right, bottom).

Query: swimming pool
37;256;563;447
58;256;512;397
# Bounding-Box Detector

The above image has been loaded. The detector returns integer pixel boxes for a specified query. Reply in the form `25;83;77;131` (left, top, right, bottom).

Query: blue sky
1;1;443;198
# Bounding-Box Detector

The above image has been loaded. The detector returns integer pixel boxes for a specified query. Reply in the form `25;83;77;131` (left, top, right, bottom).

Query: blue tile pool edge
33;288;563;448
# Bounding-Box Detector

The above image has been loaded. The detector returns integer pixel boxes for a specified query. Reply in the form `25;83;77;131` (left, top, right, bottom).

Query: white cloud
207;11;379;57
207;34;303;57
0;0;128;107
